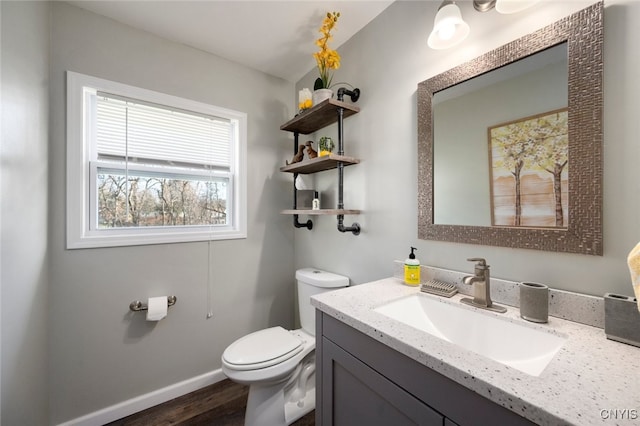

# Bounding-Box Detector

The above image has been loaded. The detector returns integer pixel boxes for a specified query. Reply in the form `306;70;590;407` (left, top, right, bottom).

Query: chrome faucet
461;258;507;313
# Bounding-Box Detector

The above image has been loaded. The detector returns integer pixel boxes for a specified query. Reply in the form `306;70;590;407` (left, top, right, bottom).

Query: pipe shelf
280;155;359;174
281;91;362;235
280;99;360;134
281;209;361;215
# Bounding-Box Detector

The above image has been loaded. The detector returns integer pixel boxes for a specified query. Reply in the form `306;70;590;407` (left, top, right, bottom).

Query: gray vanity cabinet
316;311;536;426
323;337;444;425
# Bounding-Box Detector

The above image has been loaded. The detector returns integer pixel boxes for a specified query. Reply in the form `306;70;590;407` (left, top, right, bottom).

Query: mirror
417;2;603;255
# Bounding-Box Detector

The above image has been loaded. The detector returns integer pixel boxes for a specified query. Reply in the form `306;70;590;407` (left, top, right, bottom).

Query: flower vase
312;88;333;106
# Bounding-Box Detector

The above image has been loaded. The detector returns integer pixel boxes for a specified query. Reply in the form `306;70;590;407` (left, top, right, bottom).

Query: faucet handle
467;257;488;268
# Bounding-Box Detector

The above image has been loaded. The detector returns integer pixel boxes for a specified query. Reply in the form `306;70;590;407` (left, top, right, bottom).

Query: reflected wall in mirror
418;2;603;255
433;44;568;228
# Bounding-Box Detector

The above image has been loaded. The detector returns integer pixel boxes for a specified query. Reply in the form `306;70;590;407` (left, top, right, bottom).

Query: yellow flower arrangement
313;11;341;90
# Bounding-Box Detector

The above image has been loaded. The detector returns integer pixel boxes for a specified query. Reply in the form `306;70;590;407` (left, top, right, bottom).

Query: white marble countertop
311;277;640;425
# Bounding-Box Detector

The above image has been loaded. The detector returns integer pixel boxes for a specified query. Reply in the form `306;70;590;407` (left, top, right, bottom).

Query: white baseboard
57;369;227;426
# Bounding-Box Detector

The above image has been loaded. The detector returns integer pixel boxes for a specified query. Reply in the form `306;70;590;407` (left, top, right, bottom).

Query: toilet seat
222;326;303;371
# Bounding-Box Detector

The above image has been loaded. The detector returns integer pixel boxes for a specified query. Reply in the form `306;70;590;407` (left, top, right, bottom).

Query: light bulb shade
495;0;540;14
428;3;470;50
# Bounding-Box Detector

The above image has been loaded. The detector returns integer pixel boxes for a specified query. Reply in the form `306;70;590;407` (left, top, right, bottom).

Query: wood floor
106;379;315;426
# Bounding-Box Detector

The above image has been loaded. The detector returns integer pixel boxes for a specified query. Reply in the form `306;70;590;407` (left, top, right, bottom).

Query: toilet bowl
221;268;349;426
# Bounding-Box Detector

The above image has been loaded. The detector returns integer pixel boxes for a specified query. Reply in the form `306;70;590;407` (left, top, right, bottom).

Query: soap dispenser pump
404;247;420;286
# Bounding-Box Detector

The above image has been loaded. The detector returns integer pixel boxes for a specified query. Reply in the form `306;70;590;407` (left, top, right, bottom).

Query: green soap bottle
404;247;420;286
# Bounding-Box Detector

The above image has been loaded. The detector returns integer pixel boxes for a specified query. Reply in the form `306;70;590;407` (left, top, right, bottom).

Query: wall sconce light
474;0;540;14
427;1;470;50
429;0;541;50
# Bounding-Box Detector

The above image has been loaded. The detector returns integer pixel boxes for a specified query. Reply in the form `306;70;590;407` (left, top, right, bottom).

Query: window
67;71;247;249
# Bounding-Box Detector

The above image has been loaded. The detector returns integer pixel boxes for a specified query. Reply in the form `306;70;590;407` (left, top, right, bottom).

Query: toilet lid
223;326;303;370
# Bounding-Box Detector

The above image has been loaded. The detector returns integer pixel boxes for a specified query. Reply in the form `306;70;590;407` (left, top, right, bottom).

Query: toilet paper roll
146;296;168;321
295;175;313;190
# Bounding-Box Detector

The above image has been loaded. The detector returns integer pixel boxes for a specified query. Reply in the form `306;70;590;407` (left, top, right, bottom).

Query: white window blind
95;92;232;169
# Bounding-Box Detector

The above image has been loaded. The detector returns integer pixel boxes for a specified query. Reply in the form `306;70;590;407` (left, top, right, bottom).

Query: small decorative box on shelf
280;154;360;174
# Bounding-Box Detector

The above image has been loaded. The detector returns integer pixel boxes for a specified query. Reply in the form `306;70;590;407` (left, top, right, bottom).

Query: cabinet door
322;337;444;426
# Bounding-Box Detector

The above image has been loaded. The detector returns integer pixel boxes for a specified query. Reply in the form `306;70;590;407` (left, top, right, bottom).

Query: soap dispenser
404;247;420;286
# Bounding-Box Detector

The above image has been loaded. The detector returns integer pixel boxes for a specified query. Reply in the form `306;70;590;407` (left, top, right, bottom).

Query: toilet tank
296;268;349;336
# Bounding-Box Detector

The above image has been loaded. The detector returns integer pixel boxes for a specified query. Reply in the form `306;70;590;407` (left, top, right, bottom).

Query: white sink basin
374;294;566;376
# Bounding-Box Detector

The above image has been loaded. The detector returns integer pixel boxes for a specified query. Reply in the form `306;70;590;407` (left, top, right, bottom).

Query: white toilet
221;268;349;426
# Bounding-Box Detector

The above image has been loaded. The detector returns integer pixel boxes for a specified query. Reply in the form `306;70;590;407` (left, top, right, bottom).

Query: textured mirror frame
417;1;603;255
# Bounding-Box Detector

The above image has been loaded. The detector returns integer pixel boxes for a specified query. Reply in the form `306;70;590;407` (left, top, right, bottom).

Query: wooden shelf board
281;209;361;216
280;99;360;134
280;154;360;174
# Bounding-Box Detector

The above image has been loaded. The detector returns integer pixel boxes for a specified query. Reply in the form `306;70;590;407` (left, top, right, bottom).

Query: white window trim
66;71;247;249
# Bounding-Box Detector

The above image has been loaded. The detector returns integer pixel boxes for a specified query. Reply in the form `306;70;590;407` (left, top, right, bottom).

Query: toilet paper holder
129;296;177;312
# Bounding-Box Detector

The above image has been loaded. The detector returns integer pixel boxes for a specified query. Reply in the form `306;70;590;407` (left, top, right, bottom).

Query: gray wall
48;3;294;423
294;0;640;298
1;1;50;424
